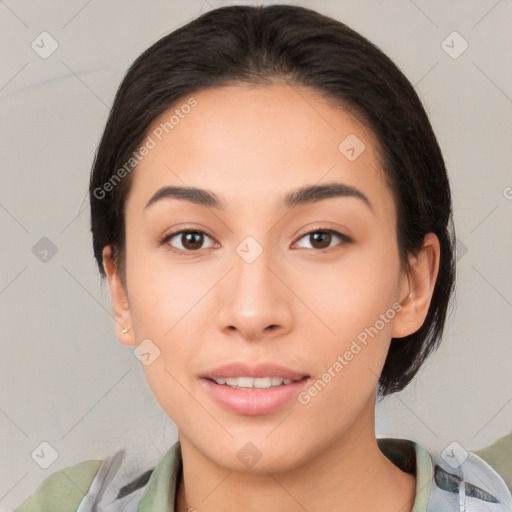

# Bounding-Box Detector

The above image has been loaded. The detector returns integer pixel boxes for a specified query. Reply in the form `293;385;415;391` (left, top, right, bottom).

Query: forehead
125;83;393;219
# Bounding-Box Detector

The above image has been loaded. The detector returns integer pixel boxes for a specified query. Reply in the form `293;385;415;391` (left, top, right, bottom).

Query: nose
216;242;294;342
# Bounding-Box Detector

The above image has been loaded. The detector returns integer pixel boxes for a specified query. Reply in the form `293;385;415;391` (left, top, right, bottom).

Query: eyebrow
144;182;373;212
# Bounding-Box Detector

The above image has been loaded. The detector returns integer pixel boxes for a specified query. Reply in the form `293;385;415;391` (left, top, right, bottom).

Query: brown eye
180;232;204;250
309;231;332;249
161;229;216;253
295;229;352;251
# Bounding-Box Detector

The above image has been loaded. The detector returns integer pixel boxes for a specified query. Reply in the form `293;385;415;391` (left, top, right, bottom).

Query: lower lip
201;377;309;416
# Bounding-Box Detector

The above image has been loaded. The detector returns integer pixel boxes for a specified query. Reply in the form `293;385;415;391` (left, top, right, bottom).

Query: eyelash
159;227;353;255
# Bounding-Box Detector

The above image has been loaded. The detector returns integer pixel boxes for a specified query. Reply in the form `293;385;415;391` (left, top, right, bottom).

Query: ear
102;245;136;346
392;233;441;338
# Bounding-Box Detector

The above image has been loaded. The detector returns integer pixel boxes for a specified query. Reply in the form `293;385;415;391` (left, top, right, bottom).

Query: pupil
184;232;203;250
179;231;332;251
311;231;331;249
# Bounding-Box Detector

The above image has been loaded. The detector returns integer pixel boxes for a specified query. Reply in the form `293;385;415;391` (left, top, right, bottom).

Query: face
107;83;417;472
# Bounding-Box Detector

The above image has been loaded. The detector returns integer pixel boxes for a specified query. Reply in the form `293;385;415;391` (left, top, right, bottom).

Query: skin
103;82;440;512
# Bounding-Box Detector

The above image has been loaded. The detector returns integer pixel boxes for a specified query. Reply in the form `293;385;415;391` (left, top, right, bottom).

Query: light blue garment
15;438;512;511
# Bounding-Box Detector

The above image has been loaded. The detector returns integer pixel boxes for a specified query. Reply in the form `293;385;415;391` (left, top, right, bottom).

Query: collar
137;438;432;512
92;437;511;511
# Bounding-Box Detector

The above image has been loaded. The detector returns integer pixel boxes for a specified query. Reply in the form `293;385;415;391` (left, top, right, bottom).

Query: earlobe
392;233;440;339
102;246;136;347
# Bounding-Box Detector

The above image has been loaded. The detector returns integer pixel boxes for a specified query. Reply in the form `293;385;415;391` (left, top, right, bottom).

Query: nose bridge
231;236;278;312
216;235;292;338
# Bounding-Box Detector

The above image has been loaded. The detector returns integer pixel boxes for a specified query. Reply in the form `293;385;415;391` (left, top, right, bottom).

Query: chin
192;433;313;474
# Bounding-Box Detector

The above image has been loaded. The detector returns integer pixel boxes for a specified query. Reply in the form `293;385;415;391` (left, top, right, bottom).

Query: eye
160;229;217;253
160;227;352;254
294;229;352;250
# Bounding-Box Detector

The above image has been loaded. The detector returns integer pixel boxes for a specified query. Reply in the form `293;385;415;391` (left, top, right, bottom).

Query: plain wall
1;0;511;509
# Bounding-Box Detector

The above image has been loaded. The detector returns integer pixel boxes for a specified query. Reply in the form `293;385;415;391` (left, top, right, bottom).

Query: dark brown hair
89;4;456;398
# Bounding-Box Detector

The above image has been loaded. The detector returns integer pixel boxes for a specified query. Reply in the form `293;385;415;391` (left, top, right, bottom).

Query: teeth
271;376;283;386
213;376;296;389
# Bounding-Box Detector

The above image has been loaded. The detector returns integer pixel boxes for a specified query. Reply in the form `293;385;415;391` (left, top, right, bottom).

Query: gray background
1;0;511;509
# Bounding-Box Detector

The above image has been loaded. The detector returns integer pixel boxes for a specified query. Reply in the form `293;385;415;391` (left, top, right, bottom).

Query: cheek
289;243;401;387
124;251;207;409
293;276;396;421
295;244;400;333
128;269;207;371
126;239;217;337
126;226;401;419
139;359;205;439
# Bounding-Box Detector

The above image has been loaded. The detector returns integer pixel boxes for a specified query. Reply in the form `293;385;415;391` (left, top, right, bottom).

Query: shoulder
426;443;512;511
13;443;176;512
472;433;512;494
13;458;102;512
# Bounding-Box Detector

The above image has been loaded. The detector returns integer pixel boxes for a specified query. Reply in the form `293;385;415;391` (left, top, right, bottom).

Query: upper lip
201;362;310;381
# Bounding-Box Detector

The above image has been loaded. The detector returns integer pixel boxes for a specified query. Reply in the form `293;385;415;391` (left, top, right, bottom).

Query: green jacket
14;434;512;511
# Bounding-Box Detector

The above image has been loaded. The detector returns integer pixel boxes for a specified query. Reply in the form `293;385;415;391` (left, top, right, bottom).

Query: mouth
200;362;310;415
206;375;309;389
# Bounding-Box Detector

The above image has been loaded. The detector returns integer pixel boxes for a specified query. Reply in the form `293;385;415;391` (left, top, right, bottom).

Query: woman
15;4;512;511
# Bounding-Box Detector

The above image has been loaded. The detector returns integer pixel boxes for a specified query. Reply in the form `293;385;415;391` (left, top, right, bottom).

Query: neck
175;395;416;512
